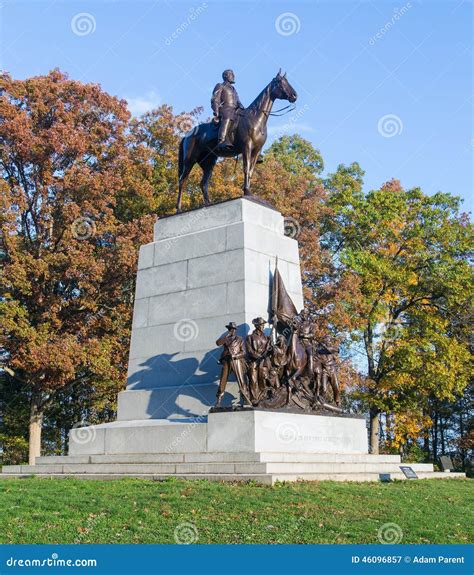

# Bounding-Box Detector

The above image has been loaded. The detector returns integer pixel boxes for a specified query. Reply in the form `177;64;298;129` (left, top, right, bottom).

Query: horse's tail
178;137;184;180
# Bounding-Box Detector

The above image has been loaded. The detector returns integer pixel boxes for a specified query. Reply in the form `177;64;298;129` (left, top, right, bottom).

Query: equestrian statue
176;69;297;212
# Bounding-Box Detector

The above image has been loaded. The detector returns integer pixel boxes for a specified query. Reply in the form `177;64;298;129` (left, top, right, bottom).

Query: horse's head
272;69;297;103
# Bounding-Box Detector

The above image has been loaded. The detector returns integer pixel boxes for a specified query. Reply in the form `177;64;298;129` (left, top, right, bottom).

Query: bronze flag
271;261;298;326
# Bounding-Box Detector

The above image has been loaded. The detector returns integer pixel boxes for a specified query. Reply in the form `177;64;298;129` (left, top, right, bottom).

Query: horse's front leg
249;147;261;177
242;144;252;195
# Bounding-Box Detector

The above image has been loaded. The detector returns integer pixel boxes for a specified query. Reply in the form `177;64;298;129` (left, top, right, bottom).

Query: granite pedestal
121;197;304;420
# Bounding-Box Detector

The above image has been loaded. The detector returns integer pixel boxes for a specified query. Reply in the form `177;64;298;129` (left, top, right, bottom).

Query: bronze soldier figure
246;317;272;403
215;322;251;407
290;308;315;382
269;334;288;387
316;338;341;406
211;69;244;152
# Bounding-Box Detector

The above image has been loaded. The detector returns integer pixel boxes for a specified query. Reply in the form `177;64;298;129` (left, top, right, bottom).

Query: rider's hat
225;321;237;330
252;317;266;326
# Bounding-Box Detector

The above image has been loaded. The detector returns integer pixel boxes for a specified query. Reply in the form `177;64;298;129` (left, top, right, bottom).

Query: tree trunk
28;393;43;465
399;443;405;461
459;412;465;471
62;427;68;455
385;413;393;444
364;324;381;455
440;415;445;455
369;407;380;454
423;433;430;461
422;408;430;460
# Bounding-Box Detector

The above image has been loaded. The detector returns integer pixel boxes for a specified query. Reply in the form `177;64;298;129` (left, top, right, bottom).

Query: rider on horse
211;69;244;152
177;70;297;212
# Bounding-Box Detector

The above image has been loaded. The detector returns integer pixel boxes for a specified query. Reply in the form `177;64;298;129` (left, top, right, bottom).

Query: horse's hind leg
176;162;194;212
199;155;218;206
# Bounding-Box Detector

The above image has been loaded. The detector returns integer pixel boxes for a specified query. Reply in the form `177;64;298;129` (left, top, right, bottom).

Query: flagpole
270;256;278;344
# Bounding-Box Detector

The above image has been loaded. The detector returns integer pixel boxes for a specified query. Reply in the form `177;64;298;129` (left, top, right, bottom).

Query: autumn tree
0;70;156;463
323;172;473;453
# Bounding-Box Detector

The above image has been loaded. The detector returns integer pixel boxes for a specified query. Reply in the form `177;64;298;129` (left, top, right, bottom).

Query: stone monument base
0;411;465;483
66;409;368;456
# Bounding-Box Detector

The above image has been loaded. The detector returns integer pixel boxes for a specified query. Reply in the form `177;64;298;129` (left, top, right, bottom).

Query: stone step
3;461;433;475
242;462;434;474
257;453;401;464
0;471;465;484
270;472;466;483
0;473;273;485
35;453;402;465
36;455;92;465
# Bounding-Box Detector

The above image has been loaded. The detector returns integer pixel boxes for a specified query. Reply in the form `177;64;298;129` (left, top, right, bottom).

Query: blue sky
1;0;472;211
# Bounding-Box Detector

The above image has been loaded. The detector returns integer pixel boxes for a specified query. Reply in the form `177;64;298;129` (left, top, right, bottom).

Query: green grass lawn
0;477;471;544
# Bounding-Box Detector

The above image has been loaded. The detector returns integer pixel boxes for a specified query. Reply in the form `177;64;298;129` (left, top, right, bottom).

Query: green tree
324;175;473;453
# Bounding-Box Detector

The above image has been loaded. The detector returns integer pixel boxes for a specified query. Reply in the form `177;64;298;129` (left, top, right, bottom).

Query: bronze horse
176;71;297;212
285;331;341;408
286;331;313;391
